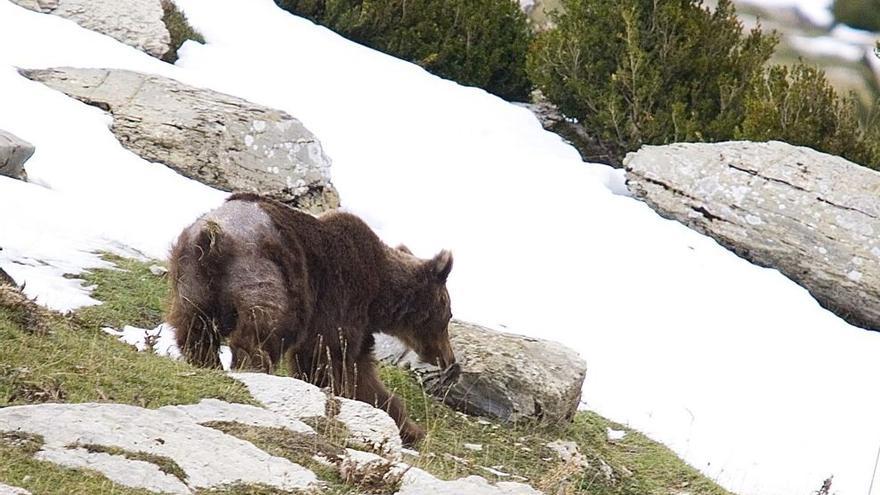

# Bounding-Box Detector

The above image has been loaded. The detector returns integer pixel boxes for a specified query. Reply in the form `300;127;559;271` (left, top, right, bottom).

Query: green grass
0;432;155;495
0;255;733;494
75;254;169;330
380;366;731;495
0;257;253;408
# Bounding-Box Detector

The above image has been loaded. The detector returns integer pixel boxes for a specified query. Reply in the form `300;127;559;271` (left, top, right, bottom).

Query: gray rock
546;440;589;469
0;394;547;494
0;402;317;493
10;0;170;58
625;141;880;330
21;67;339;212
0;130;34;181
375;320;587;423
230;372;403;456
341;450;543;495
9;0;57;13
161;398;314;435
398;470;543;495
149;264;168;277
0;483;31;495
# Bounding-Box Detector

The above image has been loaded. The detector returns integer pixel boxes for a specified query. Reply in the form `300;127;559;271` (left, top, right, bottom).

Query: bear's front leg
351;357;425;446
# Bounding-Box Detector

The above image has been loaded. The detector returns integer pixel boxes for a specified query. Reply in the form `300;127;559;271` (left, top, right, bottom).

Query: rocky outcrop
230;372;403;456
375;320;587;423
21;68;339;212
0;130;34;181
625;141;880;330
0;374;544;494
0;400;318;494
10;0;171;59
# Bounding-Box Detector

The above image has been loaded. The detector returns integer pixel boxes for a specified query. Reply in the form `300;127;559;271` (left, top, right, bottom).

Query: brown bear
166;193;457;444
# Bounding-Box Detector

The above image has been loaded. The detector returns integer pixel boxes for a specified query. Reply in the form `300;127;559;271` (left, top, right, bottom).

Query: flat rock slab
0;401;317;493
10;0;170;58
0;484;30;495
625;141;880;330
342;449;544;495
21;67;339;213
230;372;403;456
398;470;543;495
375;320;587;423
0;130;34;181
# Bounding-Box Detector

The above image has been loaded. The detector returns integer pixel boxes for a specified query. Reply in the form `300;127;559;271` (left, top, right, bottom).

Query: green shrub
275;0;533;101
526;0;777;164
739;63;880;169
833;0;880;33
161;0;205;64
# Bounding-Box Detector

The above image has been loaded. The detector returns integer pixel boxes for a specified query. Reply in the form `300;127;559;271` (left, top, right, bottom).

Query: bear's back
198;198;277;244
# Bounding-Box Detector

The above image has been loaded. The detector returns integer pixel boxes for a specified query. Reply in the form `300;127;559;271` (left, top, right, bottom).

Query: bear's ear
430;250;453;283
396;244;413;255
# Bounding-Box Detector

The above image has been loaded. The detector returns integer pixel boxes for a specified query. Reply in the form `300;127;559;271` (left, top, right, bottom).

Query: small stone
546;440;589;469
148;265;168;276
480;466;510;478
606;427;627;441
463;443;483;452
0;130;34;181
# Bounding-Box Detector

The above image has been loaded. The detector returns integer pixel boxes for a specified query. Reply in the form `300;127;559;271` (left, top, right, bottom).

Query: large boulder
10;0;171;59
22;68;339;212
625;140;880;330
375;320;587;423
0;130;34;181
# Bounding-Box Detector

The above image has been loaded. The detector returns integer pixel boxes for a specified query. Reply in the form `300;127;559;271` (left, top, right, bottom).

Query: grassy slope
0;256;732;494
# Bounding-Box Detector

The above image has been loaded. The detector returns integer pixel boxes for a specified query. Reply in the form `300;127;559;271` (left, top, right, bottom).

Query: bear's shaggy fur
167;193;456;444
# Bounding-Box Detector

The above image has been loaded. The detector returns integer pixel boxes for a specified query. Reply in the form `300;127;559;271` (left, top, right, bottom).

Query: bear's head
388;248;457;372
